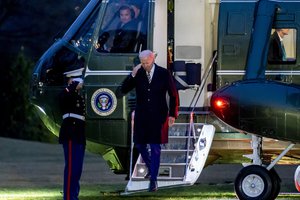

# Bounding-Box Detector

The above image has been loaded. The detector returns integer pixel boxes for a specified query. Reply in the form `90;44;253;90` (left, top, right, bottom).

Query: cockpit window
38;3;102;86
95;0;148;53
40;47;85;86
268;28;296;64
70;5;100;53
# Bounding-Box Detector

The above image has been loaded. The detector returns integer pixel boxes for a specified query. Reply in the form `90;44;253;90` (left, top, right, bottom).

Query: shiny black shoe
144;172;150;179
148;180;158;192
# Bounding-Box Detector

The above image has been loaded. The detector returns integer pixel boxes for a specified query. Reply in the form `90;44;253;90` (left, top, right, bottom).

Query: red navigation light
213;98;230;110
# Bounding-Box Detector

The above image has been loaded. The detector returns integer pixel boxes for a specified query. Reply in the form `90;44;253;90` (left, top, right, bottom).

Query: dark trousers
136;144;161;181
62;141;85;200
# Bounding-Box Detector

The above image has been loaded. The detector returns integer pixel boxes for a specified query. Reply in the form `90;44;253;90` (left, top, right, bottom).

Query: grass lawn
0;183;299;200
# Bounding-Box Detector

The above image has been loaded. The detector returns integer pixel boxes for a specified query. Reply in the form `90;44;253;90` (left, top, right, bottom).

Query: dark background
0;0;89;142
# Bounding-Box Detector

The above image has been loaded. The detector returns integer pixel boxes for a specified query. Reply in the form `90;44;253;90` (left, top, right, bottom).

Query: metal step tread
161;149;193;152
136;163;187;166
125;124;216;193
130;177;184;181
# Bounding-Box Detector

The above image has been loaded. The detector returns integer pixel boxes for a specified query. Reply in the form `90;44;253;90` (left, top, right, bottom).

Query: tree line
0;0;89;142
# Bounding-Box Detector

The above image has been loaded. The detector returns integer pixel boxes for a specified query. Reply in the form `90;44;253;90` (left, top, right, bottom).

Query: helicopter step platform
124;123;215;194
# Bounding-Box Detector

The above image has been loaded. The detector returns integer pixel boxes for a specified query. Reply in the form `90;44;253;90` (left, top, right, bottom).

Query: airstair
124;113;215;193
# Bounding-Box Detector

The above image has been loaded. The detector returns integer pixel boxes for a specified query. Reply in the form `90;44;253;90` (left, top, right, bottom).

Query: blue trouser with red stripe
136;144;161;181
62;141;85;200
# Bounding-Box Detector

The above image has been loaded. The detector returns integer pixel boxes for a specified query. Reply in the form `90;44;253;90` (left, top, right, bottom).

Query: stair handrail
189;51;218;112
184;112;195;180
129;110;135;181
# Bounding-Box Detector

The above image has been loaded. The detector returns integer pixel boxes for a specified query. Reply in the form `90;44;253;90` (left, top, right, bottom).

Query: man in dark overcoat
59;67;86;200
268;29;289;63
119;50;179;192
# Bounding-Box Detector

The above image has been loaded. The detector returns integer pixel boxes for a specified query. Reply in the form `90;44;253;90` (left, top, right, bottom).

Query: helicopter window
70;5;100;53
95;0;148;53
268;28;296;64
40;47;85;86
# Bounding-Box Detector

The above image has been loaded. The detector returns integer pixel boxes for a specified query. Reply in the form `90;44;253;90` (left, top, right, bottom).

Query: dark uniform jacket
268;31;284;63
110;20;138;53
120;64;179;144
59;81;86;145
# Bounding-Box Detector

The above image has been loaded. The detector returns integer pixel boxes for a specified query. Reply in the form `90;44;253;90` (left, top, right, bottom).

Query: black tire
234;165;273;200
268;168;281;200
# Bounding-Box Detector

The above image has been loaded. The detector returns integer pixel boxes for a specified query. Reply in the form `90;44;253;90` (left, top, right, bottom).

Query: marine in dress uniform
119;50;179;192
59;67;86;200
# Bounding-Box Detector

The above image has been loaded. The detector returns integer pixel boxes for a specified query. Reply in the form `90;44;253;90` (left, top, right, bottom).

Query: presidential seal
91;88;117;116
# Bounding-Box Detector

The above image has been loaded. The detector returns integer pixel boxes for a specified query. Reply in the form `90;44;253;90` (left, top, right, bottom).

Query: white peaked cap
64;68;84;77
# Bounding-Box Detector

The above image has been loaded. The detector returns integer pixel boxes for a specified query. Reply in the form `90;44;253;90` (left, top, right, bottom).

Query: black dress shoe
144;172;150;179
148;180;158;192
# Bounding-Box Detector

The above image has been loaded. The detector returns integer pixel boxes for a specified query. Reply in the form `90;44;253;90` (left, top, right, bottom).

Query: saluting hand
168;117;175;127
131;64;142;77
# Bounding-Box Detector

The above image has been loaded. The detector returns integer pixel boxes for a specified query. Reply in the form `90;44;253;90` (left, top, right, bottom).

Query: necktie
147;71;151;83
281;41;287;61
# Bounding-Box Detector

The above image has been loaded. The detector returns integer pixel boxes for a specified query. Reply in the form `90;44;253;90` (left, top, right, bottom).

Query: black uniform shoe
148;180;158;192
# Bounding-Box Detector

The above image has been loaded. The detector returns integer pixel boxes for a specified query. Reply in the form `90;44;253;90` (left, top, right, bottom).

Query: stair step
125;124;215;194
131;177;184;181
168;123;203;137
133;163;186;178
135;163;187;166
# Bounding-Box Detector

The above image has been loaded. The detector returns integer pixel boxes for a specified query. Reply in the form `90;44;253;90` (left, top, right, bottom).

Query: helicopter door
84;0;151;147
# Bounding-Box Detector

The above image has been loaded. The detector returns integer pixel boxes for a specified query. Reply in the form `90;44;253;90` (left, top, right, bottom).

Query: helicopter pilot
97;5;138;53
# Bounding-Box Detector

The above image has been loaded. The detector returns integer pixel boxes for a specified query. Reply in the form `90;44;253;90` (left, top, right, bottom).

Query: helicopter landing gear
235;135;294;200
235;165;272;200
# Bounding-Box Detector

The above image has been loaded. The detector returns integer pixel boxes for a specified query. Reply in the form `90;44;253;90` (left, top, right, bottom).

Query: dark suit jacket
268;31;284;63
110;20;138;53
120;64;179;144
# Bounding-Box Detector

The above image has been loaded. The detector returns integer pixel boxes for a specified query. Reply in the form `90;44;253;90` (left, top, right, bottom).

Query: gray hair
139;50;155;59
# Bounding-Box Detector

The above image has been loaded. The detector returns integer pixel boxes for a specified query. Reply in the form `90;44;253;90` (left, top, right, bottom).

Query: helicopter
30;0;300;199
210;0;300;199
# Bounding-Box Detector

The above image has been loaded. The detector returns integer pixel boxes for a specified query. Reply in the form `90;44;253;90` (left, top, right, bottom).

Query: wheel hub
242;174;265;197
